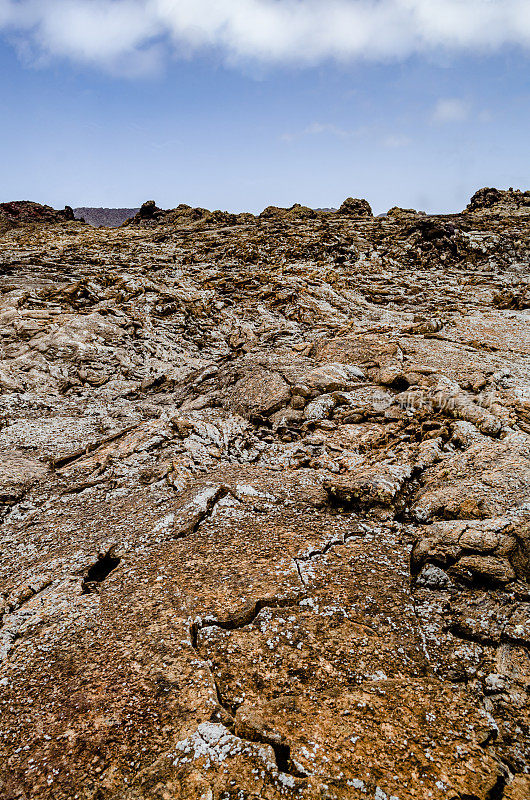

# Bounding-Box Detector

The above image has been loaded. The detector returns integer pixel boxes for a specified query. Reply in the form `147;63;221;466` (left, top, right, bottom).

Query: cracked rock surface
0;193;529;799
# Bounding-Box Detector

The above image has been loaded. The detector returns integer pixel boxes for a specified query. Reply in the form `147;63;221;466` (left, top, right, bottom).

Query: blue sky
1;1;529;214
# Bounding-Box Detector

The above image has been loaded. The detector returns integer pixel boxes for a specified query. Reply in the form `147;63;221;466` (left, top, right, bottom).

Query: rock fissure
81;550;122;593
1;577;53;627
187;599;307;781
190;595;303;644
52;424;139;470
172;484;231;539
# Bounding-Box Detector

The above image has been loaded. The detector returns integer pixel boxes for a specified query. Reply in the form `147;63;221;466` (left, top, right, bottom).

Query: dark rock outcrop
466;186;530;214
387;205;425;217
337;196;373;216
260;203;317;220
0;201;74;231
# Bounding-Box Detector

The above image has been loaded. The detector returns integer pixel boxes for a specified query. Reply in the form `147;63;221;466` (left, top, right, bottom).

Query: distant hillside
0;201;74;233
74;207;140;227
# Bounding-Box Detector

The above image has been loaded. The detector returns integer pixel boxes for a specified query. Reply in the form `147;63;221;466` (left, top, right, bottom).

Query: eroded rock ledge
0;190;529;800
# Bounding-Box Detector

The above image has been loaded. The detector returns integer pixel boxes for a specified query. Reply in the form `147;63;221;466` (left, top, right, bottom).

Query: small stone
291;395;306;410
416;564;452;589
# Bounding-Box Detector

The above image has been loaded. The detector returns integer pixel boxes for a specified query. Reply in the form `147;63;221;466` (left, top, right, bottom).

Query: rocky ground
0;189;529;800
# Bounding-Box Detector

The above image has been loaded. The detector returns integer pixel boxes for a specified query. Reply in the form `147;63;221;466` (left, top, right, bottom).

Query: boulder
337;197;373;217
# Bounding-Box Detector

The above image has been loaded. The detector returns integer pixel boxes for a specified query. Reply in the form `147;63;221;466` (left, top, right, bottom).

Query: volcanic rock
0;201;74;232
466;186;530;214
337;196;373;216
0;187;529;799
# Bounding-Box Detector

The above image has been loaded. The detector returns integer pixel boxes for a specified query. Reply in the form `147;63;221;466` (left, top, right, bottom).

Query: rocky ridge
0;202;74;234
0;190;529;800
74;209;141;228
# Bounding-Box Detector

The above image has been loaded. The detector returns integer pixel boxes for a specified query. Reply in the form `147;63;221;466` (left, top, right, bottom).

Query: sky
0;0;530;215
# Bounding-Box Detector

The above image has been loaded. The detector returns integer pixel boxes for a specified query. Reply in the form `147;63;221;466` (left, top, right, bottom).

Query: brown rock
337;197;373;216
227;368;291;417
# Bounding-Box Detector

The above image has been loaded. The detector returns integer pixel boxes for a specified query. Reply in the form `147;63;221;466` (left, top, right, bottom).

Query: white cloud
383;134;412;147
282;122;355;142
431;98;470;123
0;0;163;74
1;0;530;74
305;123;352;137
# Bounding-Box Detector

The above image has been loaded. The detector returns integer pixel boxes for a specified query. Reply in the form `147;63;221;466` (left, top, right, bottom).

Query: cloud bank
1;0;530;73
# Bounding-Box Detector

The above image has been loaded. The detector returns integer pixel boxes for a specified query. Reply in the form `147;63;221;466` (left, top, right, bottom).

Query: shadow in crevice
82;550;121;593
